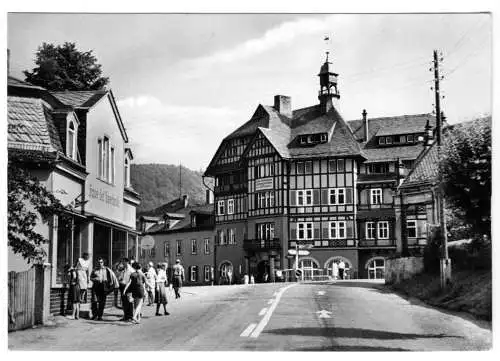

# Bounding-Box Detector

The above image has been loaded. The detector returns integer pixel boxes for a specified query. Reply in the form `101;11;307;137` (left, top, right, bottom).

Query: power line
444;18;489;59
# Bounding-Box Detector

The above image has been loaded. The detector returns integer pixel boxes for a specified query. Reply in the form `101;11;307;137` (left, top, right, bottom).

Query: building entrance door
257;260;270;283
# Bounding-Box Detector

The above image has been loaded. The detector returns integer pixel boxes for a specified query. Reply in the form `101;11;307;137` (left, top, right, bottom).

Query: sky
7;13;492;171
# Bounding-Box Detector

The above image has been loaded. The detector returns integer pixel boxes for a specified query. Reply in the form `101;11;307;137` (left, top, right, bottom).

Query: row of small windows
298;133;328;145
296;221;352;240
217;199;235;215
296;159;345;174
165;239;211;257
365;221;389;239
378;134;422;145
186;265;213;282
96;136;131;187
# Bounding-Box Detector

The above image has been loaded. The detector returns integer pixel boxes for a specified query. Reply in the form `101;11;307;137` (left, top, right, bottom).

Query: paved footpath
8;281;492;351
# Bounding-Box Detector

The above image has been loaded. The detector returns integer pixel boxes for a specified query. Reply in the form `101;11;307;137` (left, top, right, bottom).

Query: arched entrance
324;256;353;280
257;260;270;283
295;257;320;281
366;257;385;280
219;261;233;285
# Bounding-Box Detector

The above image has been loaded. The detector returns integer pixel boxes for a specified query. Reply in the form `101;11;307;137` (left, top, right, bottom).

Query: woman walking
155;263;170;316
123;262;147;324
145;262;157;306
65;263;81;320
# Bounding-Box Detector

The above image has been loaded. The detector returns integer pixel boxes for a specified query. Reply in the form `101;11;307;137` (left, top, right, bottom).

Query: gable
244;130;281;160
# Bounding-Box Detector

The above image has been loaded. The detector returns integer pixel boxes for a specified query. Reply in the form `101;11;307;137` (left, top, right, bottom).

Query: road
8;280;492;351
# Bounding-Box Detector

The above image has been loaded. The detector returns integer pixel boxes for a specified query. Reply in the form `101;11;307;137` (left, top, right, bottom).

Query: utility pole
178;162;182;198
433;49;451;288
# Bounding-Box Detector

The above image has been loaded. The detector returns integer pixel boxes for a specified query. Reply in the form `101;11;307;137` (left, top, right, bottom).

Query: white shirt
338;261;345;269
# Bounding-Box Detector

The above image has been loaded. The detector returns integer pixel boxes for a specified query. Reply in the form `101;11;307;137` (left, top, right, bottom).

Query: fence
8;268;36;331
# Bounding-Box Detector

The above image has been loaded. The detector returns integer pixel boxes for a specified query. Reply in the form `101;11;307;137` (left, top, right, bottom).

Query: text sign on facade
255;177;274;191
89;184;120;207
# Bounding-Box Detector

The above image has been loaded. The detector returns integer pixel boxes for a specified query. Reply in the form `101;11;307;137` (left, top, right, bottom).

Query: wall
385;256;424;284
84;95;132;227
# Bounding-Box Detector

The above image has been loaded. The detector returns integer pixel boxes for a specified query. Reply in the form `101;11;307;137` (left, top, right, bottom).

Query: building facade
8;76;140;313
138;204;216;286
204;55;435;282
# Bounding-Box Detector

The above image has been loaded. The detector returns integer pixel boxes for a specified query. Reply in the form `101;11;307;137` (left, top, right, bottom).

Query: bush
448;236;491;271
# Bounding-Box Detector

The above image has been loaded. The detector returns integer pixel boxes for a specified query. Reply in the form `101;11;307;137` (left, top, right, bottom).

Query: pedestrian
338;260;346;280
332;260;339;280
145;262;157;306
65;263;81;320
76;252;90;303
118;257;134;321
89;257;119;321
155;263;170;316
123;262;147;324
172;259;185;299
250;275;255;284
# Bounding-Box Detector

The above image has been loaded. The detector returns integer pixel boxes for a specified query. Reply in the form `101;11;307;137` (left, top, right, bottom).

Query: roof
7;96;63;154
347;113;434;141
399;143;439;189
8;76;45;90
140;196;189;217
51;90;108;109
145;204;214;234
361;144;426;162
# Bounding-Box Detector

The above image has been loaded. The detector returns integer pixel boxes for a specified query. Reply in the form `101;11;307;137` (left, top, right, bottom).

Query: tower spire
318;35;340;114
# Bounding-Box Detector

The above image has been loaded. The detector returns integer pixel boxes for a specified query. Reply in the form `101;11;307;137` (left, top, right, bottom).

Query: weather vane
324;34;332;62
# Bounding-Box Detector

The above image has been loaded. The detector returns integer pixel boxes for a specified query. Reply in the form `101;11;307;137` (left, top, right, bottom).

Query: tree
23;42;109;91
8;163;71;264
441;117;491;237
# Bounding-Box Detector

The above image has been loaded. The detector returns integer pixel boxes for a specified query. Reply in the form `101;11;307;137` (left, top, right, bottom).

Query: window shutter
290;191;296;206
313;190;320;205
321;189;329;205
417;221;427;238
290;227;297;240
322;224;329;239
313;223;320;239
346;221;354;238
346;188;353;204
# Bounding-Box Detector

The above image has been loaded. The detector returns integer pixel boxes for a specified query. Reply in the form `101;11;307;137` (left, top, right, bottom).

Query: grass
388;269;492;321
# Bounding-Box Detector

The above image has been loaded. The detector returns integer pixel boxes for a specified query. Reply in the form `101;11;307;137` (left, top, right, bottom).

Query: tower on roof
318;50;340;114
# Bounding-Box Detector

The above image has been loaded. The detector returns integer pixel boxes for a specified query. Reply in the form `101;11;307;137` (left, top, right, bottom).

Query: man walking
338;260;346;280
118;257;134;321
90;258;118;321
172;259;185;299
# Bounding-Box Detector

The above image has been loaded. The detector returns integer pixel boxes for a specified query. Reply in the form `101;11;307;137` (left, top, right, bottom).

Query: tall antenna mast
179;162;182;198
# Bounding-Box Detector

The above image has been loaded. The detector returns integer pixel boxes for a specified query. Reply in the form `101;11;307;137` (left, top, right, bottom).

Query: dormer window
320;133;327;143
66;120;77;160
386;136;393;145
299;136;306;145
378;137;386;145
191;214;197;227
407;135;414;143
399;135;406;144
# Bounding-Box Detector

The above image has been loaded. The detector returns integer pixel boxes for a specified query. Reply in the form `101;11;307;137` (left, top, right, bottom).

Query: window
407;135;414;143
407;220;417;238
330;221;346;239
110;147;115;184
204;238;210;254
164;242;170;257
366;222;376;239
299;136;306;145
370;188;382;204
378;221;389;239
204;265;211;282
67;121;77;160
386;136;393;145
103;137;109;181
305;161;313;173
378;137;386;145
190;266;198;282
217;200;225;215
98;139;103;178
368;258;385;280
218;230;227;245
98;136;112;182
329;188;346;205
191;239;197;254
228;229;236;244
337;159;345;172
257;191;274;208
399;135;406;144
227;199;234;214
296;162;305;174
367;163;389;174
176;240;182;255
320;133;327;143
328;159;337;173
297;190;313;205
297;222;313;240
124;156;130;187
257;223;275;240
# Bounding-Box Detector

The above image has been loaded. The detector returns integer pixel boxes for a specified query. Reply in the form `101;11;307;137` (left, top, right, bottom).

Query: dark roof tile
51;90;108;108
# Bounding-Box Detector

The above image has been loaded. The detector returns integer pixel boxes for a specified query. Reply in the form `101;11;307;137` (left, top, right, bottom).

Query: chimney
363;109;369;142
206;189;214;205
182;195;189;208
274;95;292;118
424;119;433;149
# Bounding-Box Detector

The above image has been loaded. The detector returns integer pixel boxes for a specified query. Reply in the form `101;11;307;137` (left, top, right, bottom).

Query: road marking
240;323;257;337
259;308;267;316
250;283;297;338
316;310;332;318
317;291;325;295
267;299;274;305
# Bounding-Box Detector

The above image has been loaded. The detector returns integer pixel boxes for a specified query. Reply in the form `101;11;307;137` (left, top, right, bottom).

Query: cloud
117;95;242;170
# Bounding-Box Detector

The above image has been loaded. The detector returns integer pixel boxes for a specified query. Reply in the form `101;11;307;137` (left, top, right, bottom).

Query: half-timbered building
204;54;436;282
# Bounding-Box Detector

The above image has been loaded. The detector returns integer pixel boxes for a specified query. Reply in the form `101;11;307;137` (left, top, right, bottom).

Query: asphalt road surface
8;281;492;351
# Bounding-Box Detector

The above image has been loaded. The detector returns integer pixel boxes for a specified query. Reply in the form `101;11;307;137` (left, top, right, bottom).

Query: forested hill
130;164;212;214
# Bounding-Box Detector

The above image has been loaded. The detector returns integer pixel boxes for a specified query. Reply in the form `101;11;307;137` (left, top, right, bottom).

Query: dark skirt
68;284;81;304
173;276;182;289
155;283;168;304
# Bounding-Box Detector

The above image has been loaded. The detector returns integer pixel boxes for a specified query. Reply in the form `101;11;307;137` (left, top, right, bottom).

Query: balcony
243;238;281;251
358;239;396;248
